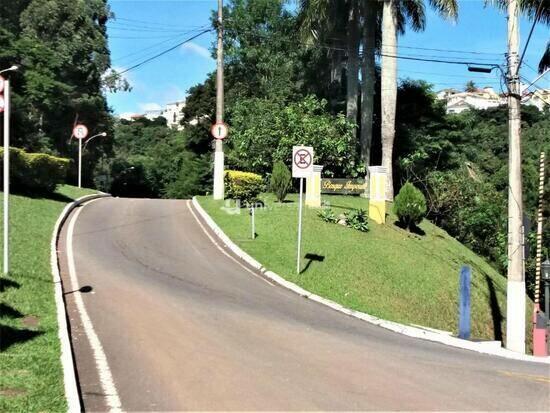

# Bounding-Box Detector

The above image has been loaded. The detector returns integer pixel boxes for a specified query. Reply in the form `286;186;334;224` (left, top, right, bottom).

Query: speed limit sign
73;124;89;140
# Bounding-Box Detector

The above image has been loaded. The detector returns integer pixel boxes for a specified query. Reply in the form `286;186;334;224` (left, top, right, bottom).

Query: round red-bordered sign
211;122;229;140
73;124;89;140
293;148;312;169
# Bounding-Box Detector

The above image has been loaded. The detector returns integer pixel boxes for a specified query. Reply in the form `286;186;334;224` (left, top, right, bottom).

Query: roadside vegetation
197;194;532;344
0;185;95;412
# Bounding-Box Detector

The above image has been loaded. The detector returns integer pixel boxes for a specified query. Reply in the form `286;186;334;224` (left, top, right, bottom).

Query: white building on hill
117;100;187;130
437;87;505;114
437;85;549;114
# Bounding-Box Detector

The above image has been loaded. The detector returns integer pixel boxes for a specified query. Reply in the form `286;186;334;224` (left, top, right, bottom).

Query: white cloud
139;102;162;112
181;42;212;59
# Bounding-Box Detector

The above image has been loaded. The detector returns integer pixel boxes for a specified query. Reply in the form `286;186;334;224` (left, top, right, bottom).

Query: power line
518;0;544;71
115;29;213;76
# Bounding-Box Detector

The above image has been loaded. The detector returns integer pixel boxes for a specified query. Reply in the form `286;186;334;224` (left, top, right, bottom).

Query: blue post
459;265;471;339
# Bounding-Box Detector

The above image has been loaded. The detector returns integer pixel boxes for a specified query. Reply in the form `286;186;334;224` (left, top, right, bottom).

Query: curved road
59;197;550;411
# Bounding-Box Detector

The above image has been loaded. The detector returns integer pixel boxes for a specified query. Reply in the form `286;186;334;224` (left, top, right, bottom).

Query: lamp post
1;65;18;275
77;131;106;188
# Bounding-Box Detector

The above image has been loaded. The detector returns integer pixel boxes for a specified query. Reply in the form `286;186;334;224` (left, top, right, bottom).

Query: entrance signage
321;178;367;195
211;122;228;140
292;146;313;178
73;124;89;140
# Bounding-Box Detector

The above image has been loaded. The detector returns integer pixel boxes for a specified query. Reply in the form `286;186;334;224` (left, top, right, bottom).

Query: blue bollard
459;265;471;340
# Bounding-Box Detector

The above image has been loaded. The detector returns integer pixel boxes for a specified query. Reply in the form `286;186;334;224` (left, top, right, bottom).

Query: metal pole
3;80;9;275
532;152;547;356
78;137;82;188
297;177;304;274
251;207;255;239
545;283;549;324
505;0;525;354
534;153;545;306
213;0;224;200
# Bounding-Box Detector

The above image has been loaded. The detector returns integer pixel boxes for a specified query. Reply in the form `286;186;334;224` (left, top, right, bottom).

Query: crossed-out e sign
292;146;314;178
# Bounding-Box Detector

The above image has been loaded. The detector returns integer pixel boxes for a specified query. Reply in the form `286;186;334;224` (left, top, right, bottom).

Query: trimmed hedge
225;170;264;204
0;147;70;193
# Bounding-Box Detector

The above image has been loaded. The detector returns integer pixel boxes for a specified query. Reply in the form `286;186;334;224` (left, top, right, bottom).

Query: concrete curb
191;196;550;365
51;193;111;412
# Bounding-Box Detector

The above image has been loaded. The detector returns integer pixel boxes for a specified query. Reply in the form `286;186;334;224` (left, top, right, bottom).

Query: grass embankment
198;194;532;344
0;185;96;412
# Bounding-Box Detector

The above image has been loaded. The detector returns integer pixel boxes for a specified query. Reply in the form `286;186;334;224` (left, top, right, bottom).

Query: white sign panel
73;124;89;140
0;95;4;113
292;146;314;178
211;122;228;140
0;76;4;93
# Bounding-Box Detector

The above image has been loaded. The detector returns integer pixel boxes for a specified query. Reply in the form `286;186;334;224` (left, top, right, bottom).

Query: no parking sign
292;146;314;178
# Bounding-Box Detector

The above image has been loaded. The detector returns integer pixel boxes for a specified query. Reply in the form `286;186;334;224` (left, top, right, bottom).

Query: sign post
292;146;314;274
458;265;471;340
1;76;9;274
73;124;88;188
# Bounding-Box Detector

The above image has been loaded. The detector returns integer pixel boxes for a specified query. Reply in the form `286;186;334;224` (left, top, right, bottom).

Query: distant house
437;87;505;114
437;85;549;114
160;101;186;130
522;89;550;111
117;100;187;130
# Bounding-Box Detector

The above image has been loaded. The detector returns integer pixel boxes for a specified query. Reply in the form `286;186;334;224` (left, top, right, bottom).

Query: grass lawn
0;185;96;412
197;193;533;345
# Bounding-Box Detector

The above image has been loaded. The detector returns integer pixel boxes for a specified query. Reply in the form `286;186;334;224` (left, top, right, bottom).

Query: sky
106;0;549;116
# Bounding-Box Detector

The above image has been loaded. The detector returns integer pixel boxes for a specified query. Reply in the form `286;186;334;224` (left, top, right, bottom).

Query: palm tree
539;41;549;73
298;0;356;118
298;0;378;174
359;1;378;174
380;0;457;200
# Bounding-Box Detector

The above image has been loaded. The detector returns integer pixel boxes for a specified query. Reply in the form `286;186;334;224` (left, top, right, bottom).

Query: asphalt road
59;197;550;411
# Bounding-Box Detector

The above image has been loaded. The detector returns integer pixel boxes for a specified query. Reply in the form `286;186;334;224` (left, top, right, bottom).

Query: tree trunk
380;0;398;200
360;1;376;175
346;1;360;123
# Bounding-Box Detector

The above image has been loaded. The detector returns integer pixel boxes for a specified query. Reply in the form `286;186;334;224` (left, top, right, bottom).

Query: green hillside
197;194;533;345
0;186;96;412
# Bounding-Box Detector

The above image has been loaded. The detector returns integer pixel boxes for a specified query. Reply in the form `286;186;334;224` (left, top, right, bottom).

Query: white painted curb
191;197;550;365
51;193;111;412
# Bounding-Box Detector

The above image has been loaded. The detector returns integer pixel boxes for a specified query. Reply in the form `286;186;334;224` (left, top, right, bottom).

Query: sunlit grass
198;193;532;345
0;185;96;412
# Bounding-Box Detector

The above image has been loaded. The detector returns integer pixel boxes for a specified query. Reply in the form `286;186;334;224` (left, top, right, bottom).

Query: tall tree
539;41;549;73
380;0;458;200
359;1;378;172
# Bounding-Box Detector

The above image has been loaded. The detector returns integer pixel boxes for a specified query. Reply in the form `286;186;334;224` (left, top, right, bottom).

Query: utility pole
3;79;10;275
505;0;525;354
213;0;225;200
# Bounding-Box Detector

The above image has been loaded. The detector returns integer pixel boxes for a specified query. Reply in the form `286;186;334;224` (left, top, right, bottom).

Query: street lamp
0;65;18;75
83;132;107;150
78;132;107;188
1;65;18;275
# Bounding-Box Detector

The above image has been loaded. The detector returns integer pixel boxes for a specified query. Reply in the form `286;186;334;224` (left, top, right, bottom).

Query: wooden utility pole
213;0;225;200
505;0;526;354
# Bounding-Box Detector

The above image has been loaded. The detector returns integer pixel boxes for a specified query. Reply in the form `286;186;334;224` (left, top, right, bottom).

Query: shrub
0;147;70;193
344;208;369;232
425;168;505;265
318;207;337;223
225;170;264;204
393;182;427;230
270;161;291;202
